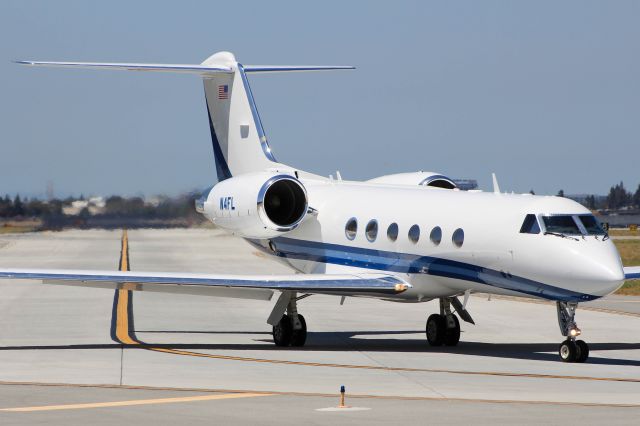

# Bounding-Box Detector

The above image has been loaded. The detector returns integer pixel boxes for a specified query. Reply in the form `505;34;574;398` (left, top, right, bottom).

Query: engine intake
258;177;308;230
204;172;309;239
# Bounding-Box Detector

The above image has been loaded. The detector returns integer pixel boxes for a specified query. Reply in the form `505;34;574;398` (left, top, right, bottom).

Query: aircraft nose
593;264;624;296
581;244;625;297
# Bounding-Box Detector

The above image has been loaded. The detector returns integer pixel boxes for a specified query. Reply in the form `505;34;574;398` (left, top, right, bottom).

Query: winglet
492;173;501;194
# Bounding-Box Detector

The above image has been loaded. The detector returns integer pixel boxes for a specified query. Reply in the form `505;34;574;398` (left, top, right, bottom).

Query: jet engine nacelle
367;171;458;189
202;172;308;239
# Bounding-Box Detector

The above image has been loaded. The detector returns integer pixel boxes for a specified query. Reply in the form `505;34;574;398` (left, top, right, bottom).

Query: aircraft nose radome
584;252;625;297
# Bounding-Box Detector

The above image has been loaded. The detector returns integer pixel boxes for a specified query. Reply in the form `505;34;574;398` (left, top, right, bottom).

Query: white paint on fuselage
258;178;624;302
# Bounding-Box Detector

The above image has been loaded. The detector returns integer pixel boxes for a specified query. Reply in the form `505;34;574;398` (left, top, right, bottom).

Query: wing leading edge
0;268;410;301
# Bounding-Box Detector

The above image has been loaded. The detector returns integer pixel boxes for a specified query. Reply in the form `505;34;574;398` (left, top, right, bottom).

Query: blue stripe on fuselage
258;237;599;302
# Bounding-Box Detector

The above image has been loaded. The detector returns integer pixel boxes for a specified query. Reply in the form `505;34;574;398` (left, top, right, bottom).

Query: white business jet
3;52;639;362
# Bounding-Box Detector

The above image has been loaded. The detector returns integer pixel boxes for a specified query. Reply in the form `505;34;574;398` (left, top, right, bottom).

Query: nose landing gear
557;301;589;363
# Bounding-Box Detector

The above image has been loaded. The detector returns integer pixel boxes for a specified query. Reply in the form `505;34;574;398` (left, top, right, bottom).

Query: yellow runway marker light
339;385;348;408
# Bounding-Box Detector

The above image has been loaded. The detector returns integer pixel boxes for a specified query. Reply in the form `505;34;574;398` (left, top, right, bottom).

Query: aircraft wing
624;266;640;280
0;268;410;301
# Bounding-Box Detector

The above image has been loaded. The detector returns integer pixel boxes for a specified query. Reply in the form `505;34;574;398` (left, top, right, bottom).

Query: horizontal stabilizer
624;266;640;280
15;61;354;75
0;268;410;299
242;65;355;73
15;61;233;74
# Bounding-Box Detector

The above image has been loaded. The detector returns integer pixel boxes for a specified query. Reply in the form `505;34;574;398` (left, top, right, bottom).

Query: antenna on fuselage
491;173;501;194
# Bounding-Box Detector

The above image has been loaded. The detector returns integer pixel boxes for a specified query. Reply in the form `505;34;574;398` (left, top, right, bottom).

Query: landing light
569;327;581;337
395;283;410;293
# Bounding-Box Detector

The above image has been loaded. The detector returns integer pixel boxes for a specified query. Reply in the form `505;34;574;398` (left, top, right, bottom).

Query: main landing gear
426;298;462;346
557;301;589;363
273;314;307;347
270;292;307;347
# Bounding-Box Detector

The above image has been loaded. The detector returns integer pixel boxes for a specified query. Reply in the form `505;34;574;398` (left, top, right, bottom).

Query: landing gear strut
426;298;461;346
557;301;589;363
272;292;307;347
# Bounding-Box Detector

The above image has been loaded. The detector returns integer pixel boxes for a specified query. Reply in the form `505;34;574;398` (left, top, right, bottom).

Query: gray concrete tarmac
0;383;638;426
0;229;639;425
585;295;640;315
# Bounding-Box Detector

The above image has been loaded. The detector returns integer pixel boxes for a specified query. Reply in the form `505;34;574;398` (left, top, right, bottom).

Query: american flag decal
218;85;229;100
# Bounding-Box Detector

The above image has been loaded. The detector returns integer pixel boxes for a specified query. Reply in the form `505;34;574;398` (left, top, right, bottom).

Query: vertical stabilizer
202;52;278;181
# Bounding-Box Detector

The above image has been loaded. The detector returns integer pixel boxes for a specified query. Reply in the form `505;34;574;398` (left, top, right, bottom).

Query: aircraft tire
291;314;307;347
444;314;460;346
559;340;578;362
575;340;589;363
426;314;446;346
273;314;293;346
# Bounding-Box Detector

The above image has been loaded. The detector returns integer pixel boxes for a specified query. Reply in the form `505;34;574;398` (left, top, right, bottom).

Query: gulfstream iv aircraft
3;51;639;362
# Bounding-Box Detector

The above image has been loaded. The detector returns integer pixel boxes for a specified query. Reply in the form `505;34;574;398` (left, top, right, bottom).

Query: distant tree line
604;182;640;210
0;195;63;218
0;193;202;220
100;195;200;220
554;182;640;211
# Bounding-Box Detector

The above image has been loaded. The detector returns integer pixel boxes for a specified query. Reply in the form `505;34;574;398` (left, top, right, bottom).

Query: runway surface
0;229;639;424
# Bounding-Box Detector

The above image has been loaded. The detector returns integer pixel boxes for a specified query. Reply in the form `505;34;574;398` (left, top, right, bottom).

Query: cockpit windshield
519;214;540;234
521;213;608;238
542;215;581;235
577;214;606;236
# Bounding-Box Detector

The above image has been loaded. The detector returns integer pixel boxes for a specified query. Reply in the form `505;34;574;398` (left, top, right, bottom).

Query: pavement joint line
113;230;640;385
582;306;640;317
488;294;640;318
0;381;639;409
143;346;640;383
0;392;272;412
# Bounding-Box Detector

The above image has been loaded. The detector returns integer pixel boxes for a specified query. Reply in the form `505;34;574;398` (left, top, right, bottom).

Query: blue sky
1;1;638;198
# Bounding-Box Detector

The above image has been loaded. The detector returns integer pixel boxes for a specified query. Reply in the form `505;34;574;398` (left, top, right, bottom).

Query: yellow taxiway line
0;392;270;412
115;230;138;345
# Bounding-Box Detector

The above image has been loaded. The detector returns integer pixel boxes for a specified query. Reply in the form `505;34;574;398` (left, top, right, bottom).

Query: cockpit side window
542;215;581;235
577;215;606;236
520;214;540;234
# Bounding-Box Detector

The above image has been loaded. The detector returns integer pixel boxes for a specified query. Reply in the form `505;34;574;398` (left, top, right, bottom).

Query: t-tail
16;52;354;181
